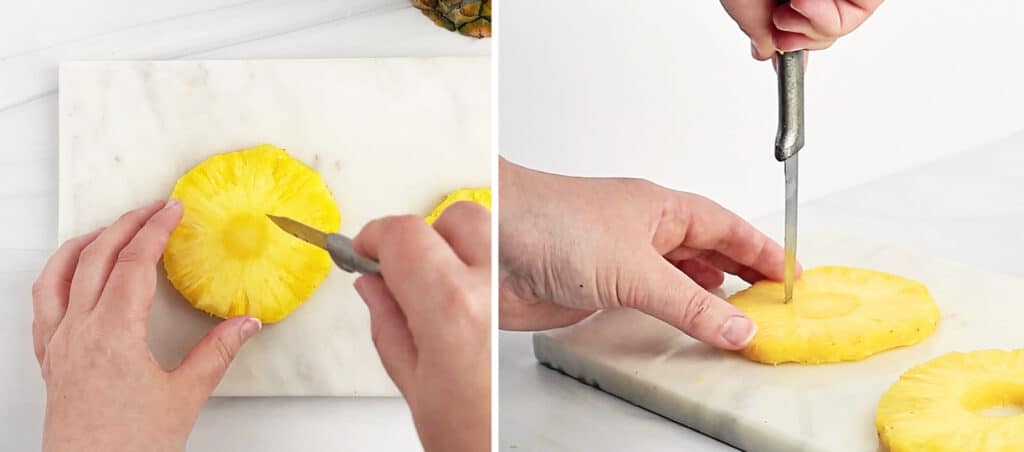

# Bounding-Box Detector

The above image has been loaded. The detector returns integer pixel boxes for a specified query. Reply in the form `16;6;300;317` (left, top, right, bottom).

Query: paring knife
267;215;381;275
773;8;805;303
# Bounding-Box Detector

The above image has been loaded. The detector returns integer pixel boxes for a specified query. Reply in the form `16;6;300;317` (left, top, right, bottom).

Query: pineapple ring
877;350;1024;451
163;144;340;324
728;266;940;364
425;187;491;224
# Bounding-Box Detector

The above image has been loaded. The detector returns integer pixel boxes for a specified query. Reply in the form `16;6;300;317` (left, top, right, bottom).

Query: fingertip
163;198;181;210
239;316;261;341
750;40;774;61
772;29;807;52
721;315;757;350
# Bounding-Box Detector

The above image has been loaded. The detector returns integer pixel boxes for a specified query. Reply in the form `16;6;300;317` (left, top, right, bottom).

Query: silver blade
784;154;799;303
266;214;328;250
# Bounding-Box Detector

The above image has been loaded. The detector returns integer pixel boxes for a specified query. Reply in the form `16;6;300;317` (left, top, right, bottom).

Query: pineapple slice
877;349;1024;451
425;187;491;224
163;144;340;324
728;266;940;364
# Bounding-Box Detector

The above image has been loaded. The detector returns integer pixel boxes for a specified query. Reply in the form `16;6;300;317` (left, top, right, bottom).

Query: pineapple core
221;213;269;259
727;266;940;365
163;144;341;323
877;349;1024;451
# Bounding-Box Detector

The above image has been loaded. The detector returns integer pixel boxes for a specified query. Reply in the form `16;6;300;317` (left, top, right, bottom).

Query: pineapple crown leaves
412;0;492;39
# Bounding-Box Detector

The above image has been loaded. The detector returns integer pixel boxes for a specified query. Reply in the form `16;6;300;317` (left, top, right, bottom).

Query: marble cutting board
534;234;1024;451
58;58;490;396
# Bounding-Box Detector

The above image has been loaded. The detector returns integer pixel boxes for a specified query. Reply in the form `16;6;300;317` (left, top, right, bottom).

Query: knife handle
326;234;381;275
774;0;805;162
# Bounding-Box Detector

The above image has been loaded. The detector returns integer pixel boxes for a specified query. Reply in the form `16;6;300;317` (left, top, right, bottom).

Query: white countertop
1;1;486;450
499;129;1024;451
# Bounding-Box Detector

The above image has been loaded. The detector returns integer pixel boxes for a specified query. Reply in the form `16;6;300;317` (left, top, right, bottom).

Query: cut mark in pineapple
962;382;1024;417
220;213;269;259
792;291;861;319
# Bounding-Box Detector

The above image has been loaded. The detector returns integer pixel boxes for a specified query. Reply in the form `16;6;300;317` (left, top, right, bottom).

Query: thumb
619;251;757;350
175;316;261;392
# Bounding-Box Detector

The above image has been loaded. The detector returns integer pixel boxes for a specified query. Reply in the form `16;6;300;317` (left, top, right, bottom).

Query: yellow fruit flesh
728;266;940;364
425;187;491;224
164;144;340;323
877;350;1024;452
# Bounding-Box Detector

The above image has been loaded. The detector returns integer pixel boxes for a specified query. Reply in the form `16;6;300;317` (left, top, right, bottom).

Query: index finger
671;193;794;282
94;199;183;327
353;215;466;329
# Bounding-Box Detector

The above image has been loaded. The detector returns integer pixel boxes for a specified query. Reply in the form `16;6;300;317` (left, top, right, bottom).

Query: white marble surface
499;129;1024;451
60;58;490;396
535;238;1024;452
2;2;488;450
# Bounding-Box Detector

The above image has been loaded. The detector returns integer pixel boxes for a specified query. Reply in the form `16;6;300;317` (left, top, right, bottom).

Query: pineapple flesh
877;349;1024;451
727;266;940;364
426;187;491;224
163;144;340;324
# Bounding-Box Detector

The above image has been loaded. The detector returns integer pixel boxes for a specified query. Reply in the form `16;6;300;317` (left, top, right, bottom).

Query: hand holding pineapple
721;0;884;60
33;200;261;452
498;158;796;350
353;201;491;452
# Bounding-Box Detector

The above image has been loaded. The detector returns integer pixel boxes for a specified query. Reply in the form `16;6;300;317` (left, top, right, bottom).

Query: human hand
498;158;800;350
33;200;261;452
721;0;883;60
353;202;491;452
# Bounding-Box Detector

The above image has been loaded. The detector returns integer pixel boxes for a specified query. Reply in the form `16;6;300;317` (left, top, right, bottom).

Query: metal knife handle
775;50;805;161
774;0;805;162
326;234;381;274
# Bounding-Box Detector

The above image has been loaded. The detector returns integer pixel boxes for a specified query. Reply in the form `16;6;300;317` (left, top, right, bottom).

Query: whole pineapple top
412;0;491;38
163;144;340;324
728;266;940;365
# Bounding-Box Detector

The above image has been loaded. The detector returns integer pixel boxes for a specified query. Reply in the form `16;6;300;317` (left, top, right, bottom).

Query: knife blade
267;214;381;275
774;48;805;303
783;154;798;303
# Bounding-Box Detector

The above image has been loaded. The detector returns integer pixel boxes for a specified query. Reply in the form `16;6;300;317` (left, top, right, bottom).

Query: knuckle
437;276;488;324
116;246;143;265
680;290;713;330
31;278;48;298
387;216;434;252
442;201;488;222
213;335;236;369
440;276;472;308
78;243;103;263
390;215;428;233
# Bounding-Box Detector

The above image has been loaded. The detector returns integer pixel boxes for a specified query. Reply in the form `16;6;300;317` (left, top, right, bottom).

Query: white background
1;1;487;450
500;0;1024;220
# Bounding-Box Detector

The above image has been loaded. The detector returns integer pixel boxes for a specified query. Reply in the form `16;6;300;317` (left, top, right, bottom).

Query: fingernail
164;198;181;210
750;42;759;59
239;317;262;340
722;316;756;347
